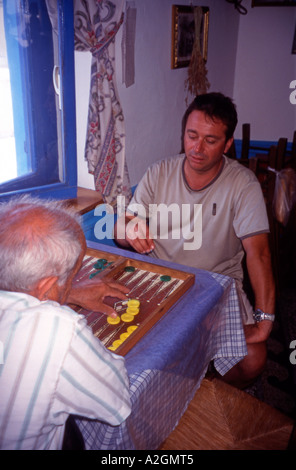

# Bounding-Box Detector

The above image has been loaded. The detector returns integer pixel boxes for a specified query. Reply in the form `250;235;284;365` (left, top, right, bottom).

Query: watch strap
254;309;275;322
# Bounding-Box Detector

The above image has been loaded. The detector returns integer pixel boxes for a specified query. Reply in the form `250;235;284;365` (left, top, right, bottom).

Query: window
0;0;77;201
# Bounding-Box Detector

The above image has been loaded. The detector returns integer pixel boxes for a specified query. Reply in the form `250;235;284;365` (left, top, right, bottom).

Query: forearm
244;252;275;344
242;234;276;343
246;248;275;315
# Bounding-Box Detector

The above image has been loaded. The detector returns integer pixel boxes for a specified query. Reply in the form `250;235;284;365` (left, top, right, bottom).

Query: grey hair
0;195;84;292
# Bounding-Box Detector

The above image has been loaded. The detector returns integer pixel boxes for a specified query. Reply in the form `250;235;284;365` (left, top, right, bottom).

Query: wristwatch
253;309;275;323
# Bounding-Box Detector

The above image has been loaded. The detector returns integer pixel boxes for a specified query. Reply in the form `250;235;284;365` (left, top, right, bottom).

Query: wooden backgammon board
72;248;195;356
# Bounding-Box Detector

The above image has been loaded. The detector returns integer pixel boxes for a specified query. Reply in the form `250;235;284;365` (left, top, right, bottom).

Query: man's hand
244;320;273;344
116;215;155;254
67;278;129;318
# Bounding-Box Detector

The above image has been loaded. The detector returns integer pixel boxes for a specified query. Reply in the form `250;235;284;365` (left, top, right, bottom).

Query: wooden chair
289;130;296;168
285;133;296;280
240;123;270;164
160;376;294;450
238;123;271;176
264;140;288;295
240;122;251;163
284;130;296;171
271;133;296;286
239;124;290;175
257;137;287;195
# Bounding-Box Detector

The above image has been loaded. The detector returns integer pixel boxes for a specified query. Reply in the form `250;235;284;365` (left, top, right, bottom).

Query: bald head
0;196;85;293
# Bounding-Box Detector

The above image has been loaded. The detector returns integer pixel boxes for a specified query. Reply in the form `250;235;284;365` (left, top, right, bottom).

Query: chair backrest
265;145;279;295
241;123;272;162
265;139;287;296
276;137;288;171
265;138;288;213
287;130;296;171
265;145;277;208
241;123;251;161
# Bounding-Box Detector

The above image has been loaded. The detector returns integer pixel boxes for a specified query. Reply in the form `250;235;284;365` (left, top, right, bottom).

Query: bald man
0;196;131;450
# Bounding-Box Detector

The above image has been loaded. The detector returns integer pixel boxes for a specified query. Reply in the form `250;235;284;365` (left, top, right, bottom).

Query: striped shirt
0;291;131;450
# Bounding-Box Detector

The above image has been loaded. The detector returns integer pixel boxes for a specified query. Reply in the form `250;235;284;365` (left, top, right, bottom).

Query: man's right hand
115;215;155;254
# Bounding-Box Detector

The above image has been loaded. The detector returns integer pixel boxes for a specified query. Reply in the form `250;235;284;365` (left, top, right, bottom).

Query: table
75;241;247;450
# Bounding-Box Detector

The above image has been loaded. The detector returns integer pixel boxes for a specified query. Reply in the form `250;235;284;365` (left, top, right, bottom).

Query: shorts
235;280;255;325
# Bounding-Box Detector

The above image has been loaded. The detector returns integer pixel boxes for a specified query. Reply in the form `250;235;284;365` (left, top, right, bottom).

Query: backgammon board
72;247;195;356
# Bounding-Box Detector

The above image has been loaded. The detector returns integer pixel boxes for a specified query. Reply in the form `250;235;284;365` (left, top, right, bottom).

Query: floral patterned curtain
74;0;132;210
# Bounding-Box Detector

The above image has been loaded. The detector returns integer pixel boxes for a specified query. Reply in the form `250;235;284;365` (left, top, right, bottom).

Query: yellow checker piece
107;315;121;325
127;299;140;308
127;325;138;333
126;306;139;315
112;339;123;349
121;313;134;323
120;332;130;341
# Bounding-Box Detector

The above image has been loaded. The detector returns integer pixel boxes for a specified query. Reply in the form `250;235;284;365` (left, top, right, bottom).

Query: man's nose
193;139;204;152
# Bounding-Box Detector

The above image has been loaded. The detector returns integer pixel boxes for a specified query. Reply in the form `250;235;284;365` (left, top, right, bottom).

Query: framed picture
171;5;209;69
252;1;296;6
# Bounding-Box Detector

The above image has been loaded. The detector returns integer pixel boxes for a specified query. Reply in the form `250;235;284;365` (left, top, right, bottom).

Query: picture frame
252;1;296;6
171;5;209;69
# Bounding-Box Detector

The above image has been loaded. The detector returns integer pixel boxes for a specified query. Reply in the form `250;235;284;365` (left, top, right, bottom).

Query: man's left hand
67;278;129;318
244;320;273;344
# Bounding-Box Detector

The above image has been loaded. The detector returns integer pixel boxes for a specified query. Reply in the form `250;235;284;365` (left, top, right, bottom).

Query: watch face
254;309;264;322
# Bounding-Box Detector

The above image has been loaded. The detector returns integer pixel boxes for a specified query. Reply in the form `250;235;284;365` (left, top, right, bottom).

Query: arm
115;163;157;253
114;213;155;254
242;233;276;343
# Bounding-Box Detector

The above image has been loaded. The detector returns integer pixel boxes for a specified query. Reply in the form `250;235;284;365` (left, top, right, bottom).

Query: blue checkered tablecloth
75;242;247;450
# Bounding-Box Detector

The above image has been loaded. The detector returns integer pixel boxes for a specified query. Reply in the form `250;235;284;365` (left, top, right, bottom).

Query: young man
115;92;275;388
0;196;131;450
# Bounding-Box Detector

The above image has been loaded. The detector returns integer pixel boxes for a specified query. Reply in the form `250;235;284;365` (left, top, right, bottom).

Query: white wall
233;0;296;142
114;0;195;187
75;0;296;190
75;0;239;188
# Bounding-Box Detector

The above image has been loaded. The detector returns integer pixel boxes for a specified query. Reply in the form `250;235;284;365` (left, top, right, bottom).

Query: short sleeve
53;316;131;426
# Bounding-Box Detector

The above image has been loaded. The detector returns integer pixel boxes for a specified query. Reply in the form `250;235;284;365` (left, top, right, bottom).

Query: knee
244;341;267;379
237;341;267;387
221;341;267;389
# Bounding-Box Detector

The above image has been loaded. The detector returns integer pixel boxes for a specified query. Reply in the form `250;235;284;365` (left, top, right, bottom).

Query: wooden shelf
65;187;103;215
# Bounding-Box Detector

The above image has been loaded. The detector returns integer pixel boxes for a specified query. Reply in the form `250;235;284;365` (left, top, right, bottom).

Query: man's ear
224;136;234;154
32;276;59;301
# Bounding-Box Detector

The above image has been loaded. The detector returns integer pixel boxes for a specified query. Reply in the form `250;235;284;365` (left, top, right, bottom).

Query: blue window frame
0;0;77;201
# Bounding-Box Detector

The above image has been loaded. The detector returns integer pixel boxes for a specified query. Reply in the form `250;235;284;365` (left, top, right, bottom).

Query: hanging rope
185;6;210;102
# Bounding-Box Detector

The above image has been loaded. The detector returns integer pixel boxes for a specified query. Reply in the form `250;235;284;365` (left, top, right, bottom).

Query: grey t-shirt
127;154;269;283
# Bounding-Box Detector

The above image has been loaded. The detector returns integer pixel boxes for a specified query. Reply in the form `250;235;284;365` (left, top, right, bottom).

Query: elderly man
0;196;131;450
115;92;275;389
